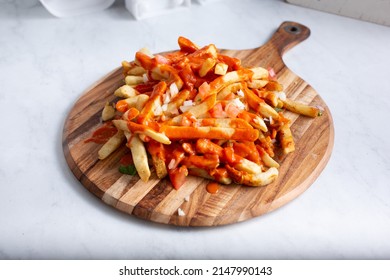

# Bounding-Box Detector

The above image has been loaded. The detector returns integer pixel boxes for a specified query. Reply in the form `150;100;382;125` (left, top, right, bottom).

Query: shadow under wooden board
63;22;334;227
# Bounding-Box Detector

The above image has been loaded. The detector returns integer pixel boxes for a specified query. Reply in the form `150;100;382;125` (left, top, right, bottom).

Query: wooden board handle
268;21;311;56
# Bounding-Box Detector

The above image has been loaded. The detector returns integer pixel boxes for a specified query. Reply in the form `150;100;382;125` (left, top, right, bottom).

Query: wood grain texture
63;22;334;226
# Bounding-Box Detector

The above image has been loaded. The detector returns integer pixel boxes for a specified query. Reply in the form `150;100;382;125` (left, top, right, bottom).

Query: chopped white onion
170;83;179;98
178;208;185;216
153;104;162;116
277;91;286;101
230;98;246;110
142;73;148;83
237;89;244;97
183;100;193;107
163;91;171;104
168;159;176;170
161;104;168;111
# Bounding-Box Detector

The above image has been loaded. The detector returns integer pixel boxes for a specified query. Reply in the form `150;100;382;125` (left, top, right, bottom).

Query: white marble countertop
1;0;390;260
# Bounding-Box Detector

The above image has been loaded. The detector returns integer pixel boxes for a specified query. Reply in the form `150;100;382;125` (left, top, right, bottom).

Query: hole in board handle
284;25;301;35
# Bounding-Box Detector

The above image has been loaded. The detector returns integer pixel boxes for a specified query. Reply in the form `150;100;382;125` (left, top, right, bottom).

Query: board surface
63;22;334;226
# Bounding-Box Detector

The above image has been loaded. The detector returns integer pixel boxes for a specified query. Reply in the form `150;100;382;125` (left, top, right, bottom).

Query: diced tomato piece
195;81;210;102
225;103;241;118
209;102;225;118
268;67;276;80
168;166;188;190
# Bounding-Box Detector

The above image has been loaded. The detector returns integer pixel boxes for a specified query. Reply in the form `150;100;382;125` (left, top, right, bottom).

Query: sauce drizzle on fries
86;37;322;189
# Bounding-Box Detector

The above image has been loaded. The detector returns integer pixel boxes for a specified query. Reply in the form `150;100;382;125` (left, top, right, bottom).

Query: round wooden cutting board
63;22;334;226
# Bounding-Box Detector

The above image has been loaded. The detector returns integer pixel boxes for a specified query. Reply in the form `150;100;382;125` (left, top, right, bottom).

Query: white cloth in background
39;0;115;17
125;0;191;20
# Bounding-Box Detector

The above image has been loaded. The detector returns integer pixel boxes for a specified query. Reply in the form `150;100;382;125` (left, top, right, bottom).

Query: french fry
237;111;268;132
162;126;259;141
214;62;228;75
234;158;262;174
226;165;278;187
147;141;167;179
242;84;279;119
199;57;216;77
98;130;125;160
102;102;115;121
178;36;199;53
126;133;151;182
216;82;242;100
247;79;269;89
118;94;149;112
114;85;138;98
166;89;190;114
209;69;252;96
257;146;280;168
128;122;171;145
250;67;268;79
265;80;283;91
195;118;252;129
188;167;232;185
125;75;144;86
282;98;321;118
138;81;166;123
279;123;295;154
182;154;219;170
127;66;146;76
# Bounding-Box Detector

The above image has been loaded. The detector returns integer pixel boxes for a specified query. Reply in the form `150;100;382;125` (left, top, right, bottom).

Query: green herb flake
274;107;283;113
119;164;137;175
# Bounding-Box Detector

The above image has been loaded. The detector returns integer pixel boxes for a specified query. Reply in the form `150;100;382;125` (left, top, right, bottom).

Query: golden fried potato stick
102;102;115;121
182;154;220;170
199;57;216;77
127;122;171;145
170;94;216;124
257;145;280;168
178;36;199;53
282;98;322;118
120;94;149;111
194;118;252;129
137;81;167;124
114;85;138;98
166;89;190;115
241;84;279;119
237;111;268;132
216;82;242;100
226;165;278;187
162;126;259;142
125;75;144;86
250;67;269;80
188;167;232;185
247;79;269;89
279;123;295;154
135;51;184;90
124;132;151;182
98;130;125;160
147;141;168;179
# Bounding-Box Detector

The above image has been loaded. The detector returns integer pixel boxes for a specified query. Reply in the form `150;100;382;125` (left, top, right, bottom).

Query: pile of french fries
94;37;322;189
